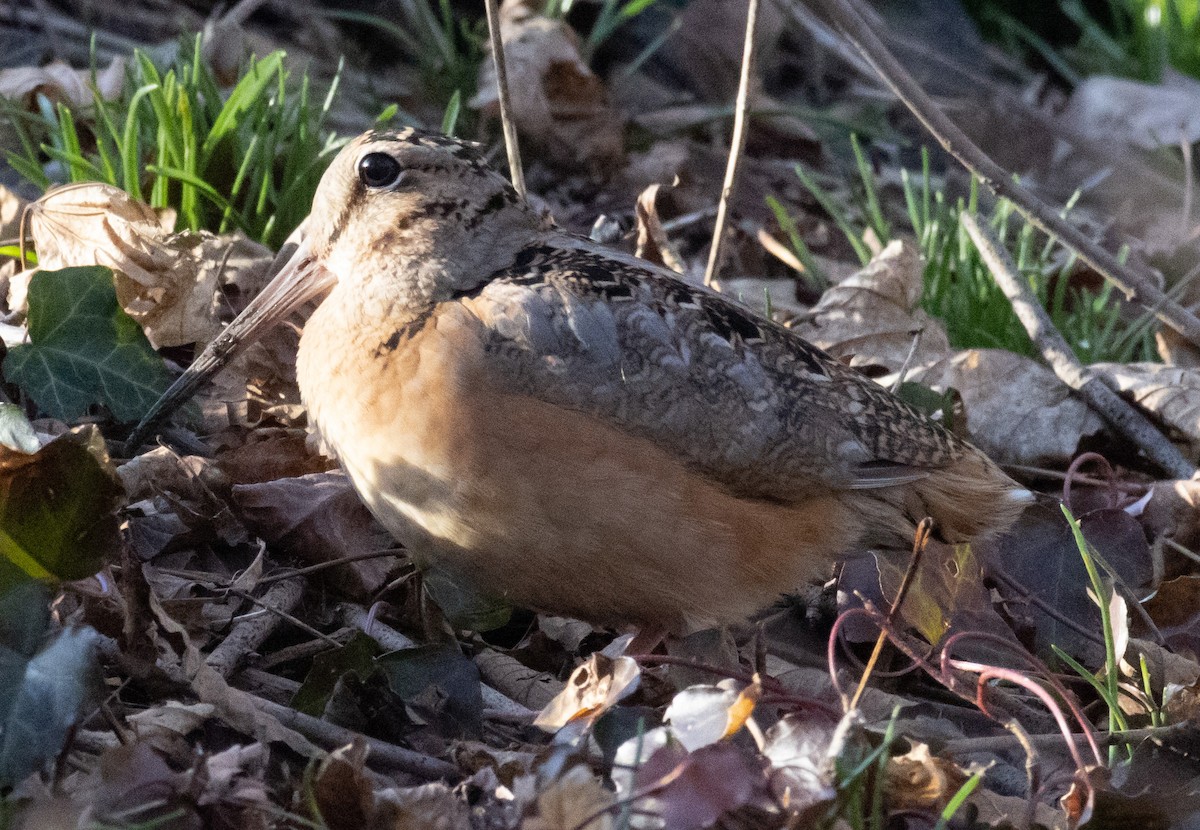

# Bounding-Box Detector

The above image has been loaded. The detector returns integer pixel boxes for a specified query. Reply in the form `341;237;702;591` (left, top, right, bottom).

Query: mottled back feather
456;234;969;502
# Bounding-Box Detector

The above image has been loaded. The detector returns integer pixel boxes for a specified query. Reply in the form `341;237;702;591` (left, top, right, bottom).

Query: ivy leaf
0;581;103;788
0;426;122;588
3;266;171;422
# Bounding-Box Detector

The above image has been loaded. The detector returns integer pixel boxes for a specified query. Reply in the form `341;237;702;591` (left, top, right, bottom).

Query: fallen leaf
522;765;614;830
0;425;122;586
664;678;760;751
979;500;1153;664
0;404;38;454
632;741;764;830
1091;362;1200;453
231;472;395;596
0;582;103;787
913;348;1104;466
534;653;641;731
874;539;1015;650
373;782;472;830
377;644;485;738
885;742;969;812
1141;478;1200;553
292;631;380;717
760;715;837;813
0;185;27;241
4;266;172;422
0;57;125;110
794;239;952;373
22;183;272;347
472;0;624;172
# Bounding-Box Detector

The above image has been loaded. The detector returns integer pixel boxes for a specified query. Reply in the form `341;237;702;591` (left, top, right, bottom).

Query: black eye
358;152;404;188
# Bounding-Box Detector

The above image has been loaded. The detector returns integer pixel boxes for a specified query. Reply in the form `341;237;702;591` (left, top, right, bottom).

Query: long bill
123;234;335;455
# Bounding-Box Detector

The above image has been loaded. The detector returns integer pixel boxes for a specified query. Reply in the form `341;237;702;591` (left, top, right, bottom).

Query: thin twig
483;0;526;199
250;693;459;780
703;0;760;289
961;211;1196;479
205;578;309;679
888;328;923;394
803;0;1200;351
847;517;932;711
942;723;1187;755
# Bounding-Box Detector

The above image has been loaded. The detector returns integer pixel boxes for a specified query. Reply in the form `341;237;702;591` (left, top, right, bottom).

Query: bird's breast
293;293;860;630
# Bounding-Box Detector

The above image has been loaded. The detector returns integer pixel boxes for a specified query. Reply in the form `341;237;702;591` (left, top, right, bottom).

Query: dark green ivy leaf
0;426;122;588
3;266;171;422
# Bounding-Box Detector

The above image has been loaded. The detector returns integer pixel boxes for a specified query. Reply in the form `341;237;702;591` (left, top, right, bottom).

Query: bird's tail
842;447;1032;548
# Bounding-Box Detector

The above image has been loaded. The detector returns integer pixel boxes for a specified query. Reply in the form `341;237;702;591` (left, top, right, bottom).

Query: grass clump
5;37;344;249
776;142;1159;365
967;0;1200;83
319;0;485;127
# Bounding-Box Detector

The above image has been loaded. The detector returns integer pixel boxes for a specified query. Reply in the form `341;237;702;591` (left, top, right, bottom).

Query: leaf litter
2;0;1200;828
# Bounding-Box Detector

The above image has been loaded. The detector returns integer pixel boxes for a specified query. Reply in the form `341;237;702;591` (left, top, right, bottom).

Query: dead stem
483;0;526;199
962;211;1195;479
703;0;759;289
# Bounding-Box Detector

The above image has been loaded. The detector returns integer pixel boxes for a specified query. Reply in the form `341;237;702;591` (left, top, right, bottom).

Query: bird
130;127;1031;636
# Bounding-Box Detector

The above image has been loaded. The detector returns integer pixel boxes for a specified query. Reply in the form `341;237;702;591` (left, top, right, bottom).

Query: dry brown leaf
635;183;685;272
0;184;27;242
793;239;952;372
374;783;472;830
913;348;1104;466
1062;75;1200;151
187;743;269;810
533;653;640;731
472;0;624;172
114;230;272;349
522;765;614;830
310;740;373;830
1141;478;1200;551
0;57;125;110
216;431;333;485
885;743;968;812
231;471;395;596
1091;362;1200;452
21;183;271;347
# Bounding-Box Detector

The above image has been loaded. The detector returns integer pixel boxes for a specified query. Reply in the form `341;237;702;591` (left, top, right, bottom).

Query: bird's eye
358;152;404;189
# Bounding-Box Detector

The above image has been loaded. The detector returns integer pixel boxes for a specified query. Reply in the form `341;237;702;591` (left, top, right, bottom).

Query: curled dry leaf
792;239;951;373
0;57;125;110
533;653;640;731
472;0;625;172
635;183;685;273
760;715;837;814
884;742;969;812
20;183;271;348
664;678;761;751
231;472;395;596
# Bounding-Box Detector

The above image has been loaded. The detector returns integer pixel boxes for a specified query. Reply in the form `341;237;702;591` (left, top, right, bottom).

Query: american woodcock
131;128;1030;633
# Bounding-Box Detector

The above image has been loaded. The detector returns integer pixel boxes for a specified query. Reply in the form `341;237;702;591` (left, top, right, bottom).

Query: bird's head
308;128;548;307
124;127;545;450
